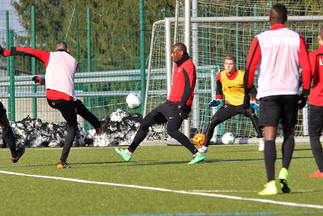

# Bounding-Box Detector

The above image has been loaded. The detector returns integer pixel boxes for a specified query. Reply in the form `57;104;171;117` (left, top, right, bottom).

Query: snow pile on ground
0;109;143;148
88;109;142;147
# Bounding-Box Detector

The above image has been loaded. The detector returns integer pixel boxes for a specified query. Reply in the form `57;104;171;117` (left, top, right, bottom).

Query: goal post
144;14;323;143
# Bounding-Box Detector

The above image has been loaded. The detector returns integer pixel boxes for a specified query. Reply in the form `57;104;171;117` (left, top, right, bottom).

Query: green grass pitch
0;144;322;216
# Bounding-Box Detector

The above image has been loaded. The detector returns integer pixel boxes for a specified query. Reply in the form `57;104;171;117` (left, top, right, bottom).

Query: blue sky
0;0;25;32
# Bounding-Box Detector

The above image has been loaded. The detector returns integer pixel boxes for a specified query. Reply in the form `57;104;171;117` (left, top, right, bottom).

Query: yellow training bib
220;70;245;106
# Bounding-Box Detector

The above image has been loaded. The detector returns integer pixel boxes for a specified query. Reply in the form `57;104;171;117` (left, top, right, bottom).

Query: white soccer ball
126;93;142;109
222;132;235;145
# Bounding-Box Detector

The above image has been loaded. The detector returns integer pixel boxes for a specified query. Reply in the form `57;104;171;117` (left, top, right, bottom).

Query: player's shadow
109;160;190;166
2;161;134;168
62;160;190;167
203;158;263;163
4;154;314;168
0;163;62;168
294;148;312;151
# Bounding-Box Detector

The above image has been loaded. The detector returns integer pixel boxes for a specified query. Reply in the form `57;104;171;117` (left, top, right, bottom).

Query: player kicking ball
0;42;106;168
199;55;264;154
115;43;205;164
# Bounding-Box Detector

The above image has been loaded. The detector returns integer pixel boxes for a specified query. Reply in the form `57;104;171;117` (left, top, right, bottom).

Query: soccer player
0;42;106;168
308;26;323;178
115;43;205;164
244;4;311;195
0;47;26;163
198;55;264;154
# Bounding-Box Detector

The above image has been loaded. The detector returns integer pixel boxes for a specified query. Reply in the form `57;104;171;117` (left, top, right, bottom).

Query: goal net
144;0;323;143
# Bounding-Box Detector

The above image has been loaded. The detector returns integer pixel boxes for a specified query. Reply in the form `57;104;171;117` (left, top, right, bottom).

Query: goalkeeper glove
250;101;259;111
208;99;221;107
0;45;3;56
32;76;45;85
298;89;310;109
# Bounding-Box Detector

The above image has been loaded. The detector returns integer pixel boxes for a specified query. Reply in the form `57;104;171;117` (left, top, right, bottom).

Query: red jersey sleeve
8;47;50;67
244;37;261;92
215;72;223;100
299;35;311;91
215;72;221;83
309;51;315;77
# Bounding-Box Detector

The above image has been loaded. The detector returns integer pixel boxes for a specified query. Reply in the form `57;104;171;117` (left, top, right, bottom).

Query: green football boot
188;154;206;164
278;167;291;193
115;147;132;162
258;180;278;195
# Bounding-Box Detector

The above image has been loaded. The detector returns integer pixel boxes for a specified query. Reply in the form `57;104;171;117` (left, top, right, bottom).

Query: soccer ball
193;133;205;146
126;93;142;109
222;132;235;145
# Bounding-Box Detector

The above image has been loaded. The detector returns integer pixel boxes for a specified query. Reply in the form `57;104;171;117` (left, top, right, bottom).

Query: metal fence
0;6;170;129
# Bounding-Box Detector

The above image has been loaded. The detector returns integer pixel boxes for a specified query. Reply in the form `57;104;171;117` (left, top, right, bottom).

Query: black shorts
259;95;298;127
215;104;255;122
0;102;7;119
308;105;323;137
151;100;191;124
47;99;78;126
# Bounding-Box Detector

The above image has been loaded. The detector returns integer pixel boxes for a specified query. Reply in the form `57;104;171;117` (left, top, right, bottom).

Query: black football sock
128;127;148;153
281;136;295;169
168;129;197;154
3;127;18;158
310;135;323;172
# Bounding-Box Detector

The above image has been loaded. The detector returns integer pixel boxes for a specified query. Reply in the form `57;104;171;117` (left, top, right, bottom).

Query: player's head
55;41;68;52
319;26;323;45
224;55;236;75
270;3;287;25
171;43;187;63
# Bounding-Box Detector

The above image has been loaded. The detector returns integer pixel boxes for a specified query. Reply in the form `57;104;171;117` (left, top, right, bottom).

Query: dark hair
225;55;236;65
320;26;323;39
272;3;287;23
55;41;67;51
173;43;187;54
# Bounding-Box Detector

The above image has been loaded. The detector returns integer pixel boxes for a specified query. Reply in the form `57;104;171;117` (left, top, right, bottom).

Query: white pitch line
191;189;323;193
191;190;258;193
1;170;323;210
